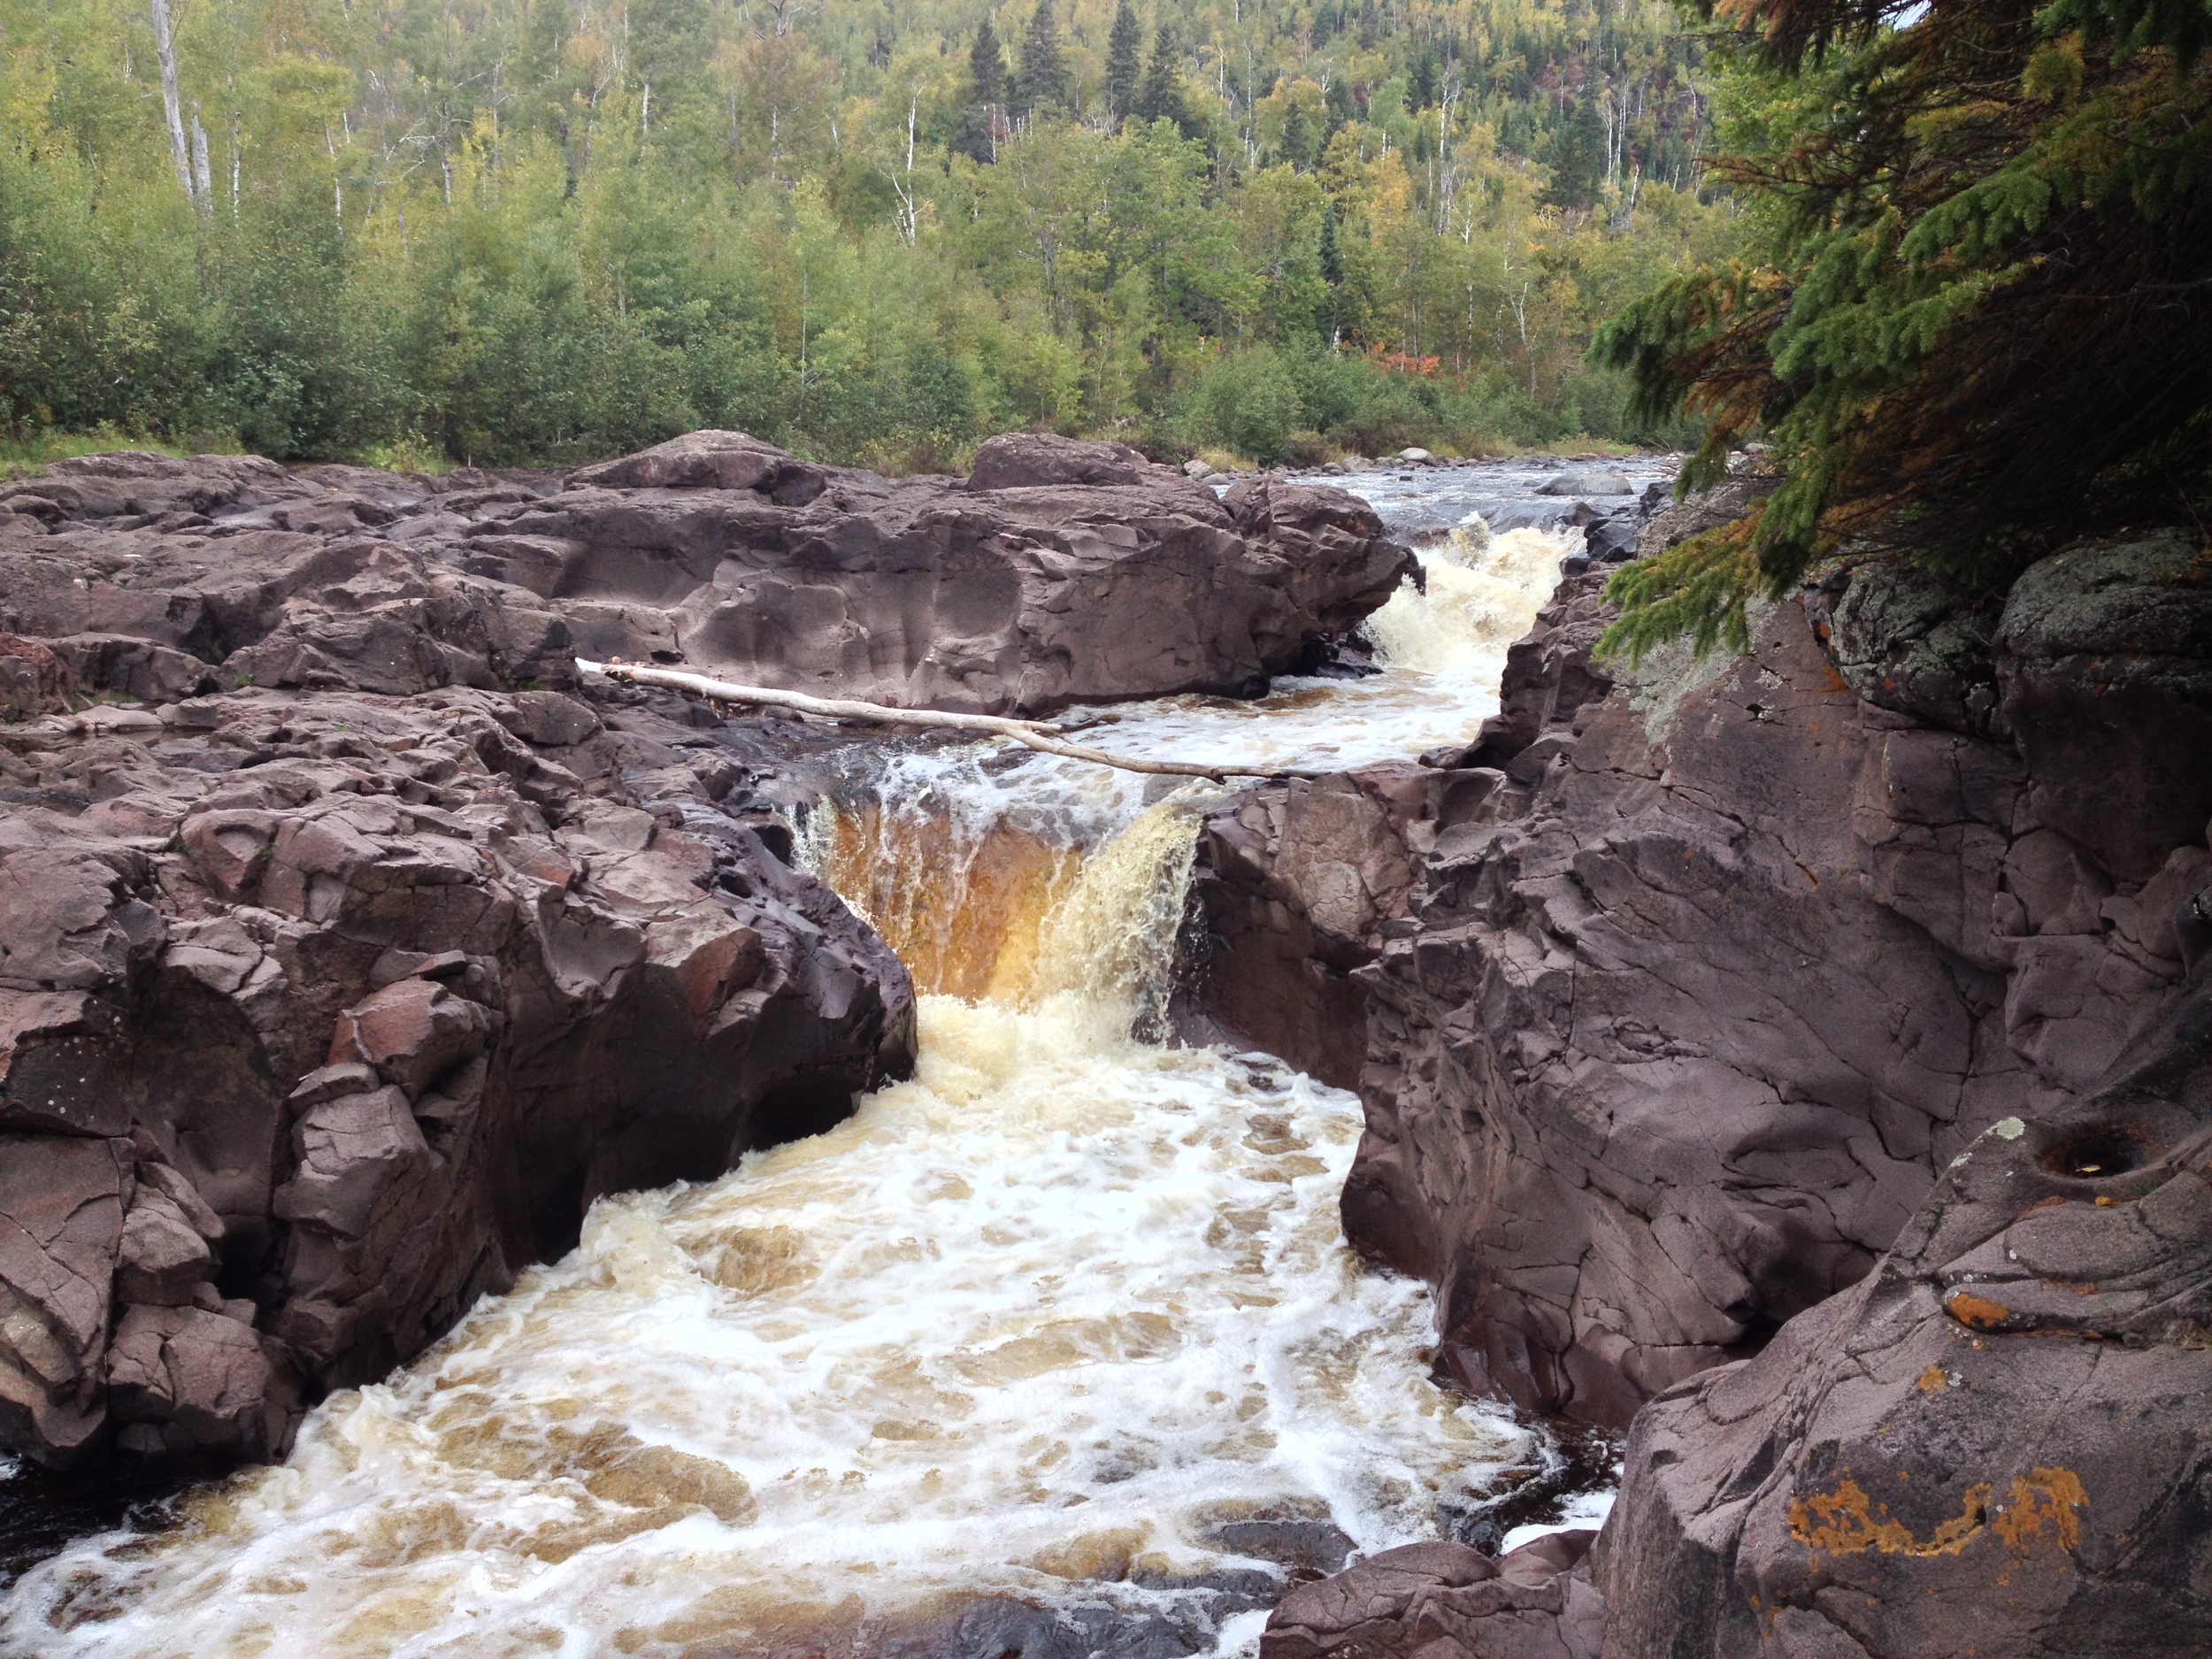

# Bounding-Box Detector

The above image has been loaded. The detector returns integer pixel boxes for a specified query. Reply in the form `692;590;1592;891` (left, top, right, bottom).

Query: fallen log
573;658;1325;781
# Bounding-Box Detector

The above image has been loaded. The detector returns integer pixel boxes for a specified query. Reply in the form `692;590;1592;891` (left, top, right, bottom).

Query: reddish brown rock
1262;1532;1603;1659
1182;766;1504;1091
0;434;1411;718
1192;519;2212;1432
1593;974;2212;1658
0;681;915;1472
0;634;78;719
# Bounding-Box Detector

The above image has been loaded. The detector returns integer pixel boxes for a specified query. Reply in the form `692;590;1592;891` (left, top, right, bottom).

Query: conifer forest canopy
1594;0;2212;656
0;0;1742;472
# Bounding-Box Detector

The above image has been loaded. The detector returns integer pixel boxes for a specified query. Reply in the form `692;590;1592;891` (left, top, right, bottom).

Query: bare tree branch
574;660;1325;781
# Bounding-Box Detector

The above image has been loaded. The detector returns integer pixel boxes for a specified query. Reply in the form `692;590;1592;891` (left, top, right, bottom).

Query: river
0;458;1667;1659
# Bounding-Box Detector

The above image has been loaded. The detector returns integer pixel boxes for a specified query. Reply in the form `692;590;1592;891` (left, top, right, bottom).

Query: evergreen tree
1317;202;1344;340
1408;45;1439;110
1594;0;2212;658
1545;87;1606;211
1279;96;1317;171
1133;24;1193;135
1014;1;1071;118
1105;0;1144;128
956;17;1008;163
1325;75;1356;131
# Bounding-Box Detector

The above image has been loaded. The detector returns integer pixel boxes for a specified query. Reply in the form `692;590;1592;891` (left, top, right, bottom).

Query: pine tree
1325;75;1356;131
1279;96;1317;171
1593;0;2212;659
1105;0;1143;128
1133;24;1193;135
1545;87;1606;211
956;18;1007;164
1317;201;1344;341
1014;1;1071;119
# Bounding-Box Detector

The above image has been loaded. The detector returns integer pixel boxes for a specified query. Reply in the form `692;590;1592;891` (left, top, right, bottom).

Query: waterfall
2;489;1617;1659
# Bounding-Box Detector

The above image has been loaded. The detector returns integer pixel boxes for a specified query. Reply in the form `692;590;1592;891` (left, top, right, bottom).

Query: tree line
0;0;1746;472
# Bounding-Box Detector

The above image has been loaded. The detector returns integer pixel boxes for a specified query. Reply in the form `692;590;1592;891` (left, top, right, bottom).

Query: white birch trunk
150;0;195;203
190;107;213;207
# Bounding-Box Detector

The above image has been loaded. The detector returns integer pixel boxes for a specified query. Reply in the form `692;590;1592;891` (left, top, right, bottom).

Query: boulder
567;428;826;503
1398;448;1436;464
1994;530;2212;880
966;432;1153;491
0;634;79;719
1538;471;1633;497
1261;1532;1603;1659
0;680;915;1472
1820;557;2002;735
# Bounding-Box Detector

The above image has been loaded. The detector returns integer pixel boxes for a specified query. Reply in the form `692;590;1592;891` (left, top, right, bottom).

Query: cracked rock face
0;677;913;1476
1594;977;2212;1657
0;426;1413;1476
1188;526;2212;1432
0;431;1412;719
1195;514;2211;1653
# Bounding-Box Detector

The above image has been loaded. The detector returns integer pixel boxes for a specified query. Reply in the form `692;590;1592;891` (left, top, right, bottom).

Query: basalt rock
1260;1531;1604;1659
0;683;914;1474
1993;529;2212;881
1181;766;1508;1092
0;434;1411;719
1594;974;2212;1658
1216;505;2212;1654
1192;511;2212;1433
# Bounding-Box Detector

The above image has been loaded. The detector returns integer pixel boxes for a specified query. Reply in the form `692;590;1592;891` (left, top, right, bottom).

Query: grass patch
1;426;242;480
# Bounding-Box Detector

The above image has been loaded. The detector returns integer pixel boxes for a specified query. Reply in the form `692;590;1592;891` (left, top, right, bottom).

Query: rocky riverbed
1;428;2205;1658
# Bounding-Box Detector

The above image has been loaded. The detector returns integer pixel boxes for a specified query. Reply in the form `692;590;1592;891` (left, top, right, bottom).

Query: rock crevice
1203;503;2212;1655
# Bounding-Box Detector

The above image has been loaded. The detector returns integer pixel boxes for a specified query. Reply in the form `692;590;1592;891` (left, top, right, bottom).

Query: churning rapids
0;463;1661;1659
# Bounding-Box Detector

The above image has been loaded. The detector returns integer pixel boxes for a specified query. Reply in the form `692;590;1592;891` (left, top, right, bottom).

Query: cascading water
1;488;1609;1659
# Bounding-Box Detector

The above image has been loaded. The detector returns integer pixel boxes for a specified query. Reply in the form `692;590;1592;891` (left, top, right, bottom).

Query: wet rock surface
0;681;914;1477
0;431;1412;721
1261;1531;1603;1659
0;434;1000;1483
1196;484;2212;1653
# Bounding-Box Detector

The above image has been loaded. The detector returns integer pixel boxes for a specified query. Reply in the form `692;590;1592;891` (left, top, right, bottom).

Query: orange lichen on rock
1916;1364;1950;1394
1788;1478;1991;1558
1991;1469;2088;1554
1945;1291;2015;1330
1788;1469;2087;1561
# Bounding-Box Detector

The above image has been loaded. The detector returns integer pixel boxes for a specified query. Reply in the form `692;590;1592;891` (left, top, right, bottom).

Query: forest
0;0;1746;471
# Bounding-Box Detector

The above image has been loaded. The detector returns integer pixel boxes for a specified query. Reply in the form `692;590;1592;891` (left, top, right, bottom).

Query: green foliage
1132;25;1196;137
1595;0;2212;654
1105;1;1144;127
0;0;1747;469
1014;2;1071;118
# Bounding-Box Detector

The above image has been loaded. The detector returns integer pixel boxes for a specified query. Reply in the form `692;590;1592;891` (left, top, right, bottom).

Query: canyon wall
1195;495;2212;1654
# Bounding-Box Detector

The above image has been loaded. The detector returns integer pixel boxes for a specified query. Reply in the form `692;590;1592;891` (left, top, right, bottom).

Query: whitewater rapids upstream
1;470;1648;1659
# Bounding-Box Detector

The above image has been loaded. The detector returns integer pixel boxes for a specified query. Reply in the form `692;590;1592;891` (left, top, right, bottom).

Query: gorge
0;433;2206;1658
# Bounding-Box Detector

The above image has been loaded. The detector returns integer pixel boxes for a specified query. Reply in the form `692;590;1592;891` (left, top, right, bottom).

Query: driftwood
573;658;1325;781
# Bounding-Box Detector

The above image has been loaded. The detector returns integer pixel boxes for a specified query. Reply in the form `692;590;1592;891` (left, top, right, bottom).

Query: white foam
10;999;1529;1655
